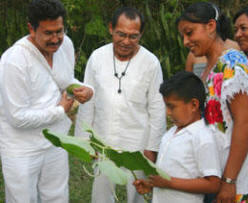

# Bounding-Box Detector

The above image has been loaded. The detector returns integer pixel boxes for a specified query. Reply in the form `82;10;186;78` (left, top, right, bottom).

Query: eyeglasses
43;28;65;39
113;31;141;41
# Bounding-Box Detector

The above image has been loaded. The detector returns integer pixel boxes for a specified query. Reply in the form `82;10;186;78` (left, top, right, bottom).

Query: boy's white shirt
153;119;221;203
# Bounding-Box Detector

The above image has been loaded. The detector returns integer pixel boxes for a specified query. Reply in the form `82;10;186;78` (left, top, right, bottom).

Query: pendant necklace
113;54;131;94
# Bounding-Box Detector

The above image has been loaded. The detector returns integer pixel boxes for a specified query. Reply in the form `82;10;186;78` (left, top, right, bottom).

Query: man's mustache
47;41;62;46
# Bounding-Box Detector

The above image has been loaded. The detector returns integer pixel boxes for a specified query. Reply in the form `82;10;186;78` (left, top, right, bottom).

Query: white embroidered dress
205;49;248;194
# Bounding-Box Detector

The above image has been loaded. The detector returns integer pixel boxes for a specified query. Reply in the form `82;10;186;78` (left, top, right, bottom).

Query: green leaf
97;160;130;185
43;126;171;182
43;129;62;147
81;125;171;180
82;123;106;151
105;149;170;180
43;129;95;162
66;83;82;96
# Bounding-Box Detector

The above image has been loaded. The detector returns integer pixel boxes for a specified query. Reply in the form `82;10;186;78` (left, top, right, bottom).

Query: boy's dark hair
176;2;232;40
233;7;248;23
159;71;206;113
111;7;145;33
28;0;66;30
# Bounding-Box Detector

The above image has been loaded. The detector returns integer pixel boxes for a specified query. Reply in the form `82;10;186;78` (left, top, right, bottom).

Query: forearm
169;176;220;194
222;121;248;180
5;105;65;128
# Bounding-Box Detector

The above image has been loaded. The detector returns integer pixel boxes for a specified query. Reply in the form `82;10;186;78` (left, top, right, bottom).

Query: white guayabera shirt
153;119;221;203
75;43;166;152
0;35;86;156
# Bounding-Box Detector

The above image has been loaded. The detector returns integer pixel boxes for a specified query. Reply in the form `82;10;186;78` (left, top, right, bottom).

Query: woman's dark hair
233;7;248;23
177;2;232;40
160;71;206;115
111;7;145;33
28;0;66;30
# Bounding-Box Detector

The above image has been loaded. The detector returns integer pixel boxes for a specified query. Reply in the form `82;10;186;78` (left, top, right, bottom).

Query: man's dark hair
28;0;66;30
159;71;206;113
111;7;145;33
234;7;248;23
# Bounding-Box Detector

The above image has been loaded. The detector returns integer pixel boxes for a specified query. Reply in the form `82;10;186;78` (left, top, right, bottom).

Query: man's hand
59;91;74;112
144;150;157;163
216;182;236;203
73;86;93;104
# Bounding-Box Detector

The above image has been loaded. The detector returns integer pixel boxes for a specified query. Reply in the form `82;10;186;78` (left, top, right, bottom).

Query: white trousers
1;146;69;203
92;169;145;203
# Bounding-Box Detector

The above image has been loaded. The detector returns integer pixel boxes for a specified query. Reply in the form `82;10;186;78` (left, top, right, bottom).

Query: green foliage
43;129;95;162
141;1;188;78
66;83;82;96
43;127;170;186
97;160;131;185
0;0;29;56
1;0;248;79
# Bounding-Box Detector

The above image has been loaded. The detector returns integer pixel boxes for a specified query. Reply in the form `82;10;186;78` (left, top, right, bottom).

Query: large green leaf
82;126;170;180
43;129;95;162
105;149;170;180
97;160;130;185
82;123;106;152
43;127;170;181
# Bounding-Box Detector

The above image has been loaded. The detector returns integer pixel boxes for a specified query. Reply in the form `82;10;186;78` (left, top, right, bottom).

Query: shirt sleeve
193;129;221;178
74;54;96;138
0;62;65;129
220;50;248;128
145;59;166;151
62;35;94;92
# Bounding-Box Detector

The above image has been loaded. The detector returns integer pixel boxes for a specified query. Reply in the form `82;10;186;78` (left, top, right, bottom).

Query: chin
49;47;60;53
116;51;133;59
241;46;248;54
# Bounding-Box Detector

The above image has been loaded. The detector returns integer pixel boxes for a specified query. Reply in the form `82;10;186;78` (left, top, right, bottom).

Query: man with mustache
75;7;165;203
0;0;93;202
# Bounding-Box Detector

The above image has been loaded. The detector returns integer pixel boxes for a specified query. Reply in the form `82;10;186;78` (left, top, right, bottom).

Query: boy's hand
149;175;172;188
133;179;153;194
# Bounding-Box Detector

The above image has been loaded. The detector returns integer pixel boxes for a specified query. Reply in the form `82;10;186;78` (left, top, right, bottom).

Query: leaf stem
82;165;95;177
131;170;138;180
89;141;104;149
131;171;151;203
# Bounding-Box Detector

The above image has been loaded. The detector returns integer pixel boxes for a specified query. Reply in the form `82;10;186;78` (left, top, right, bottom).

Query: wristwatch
221;177;236;184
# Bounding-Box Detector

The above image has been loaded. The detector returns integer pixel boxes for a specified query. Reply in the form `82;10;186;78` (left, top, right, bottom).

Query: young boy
134;71;221;203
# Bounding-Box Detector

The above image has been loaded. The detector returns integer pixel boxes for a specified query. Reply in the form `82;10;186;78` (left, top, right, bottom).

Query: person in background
134;71;221;203
185;53;207;77
0;0;93;202
178;2;248;203
75;6;166;203
234;7;248;56
185;14;240;79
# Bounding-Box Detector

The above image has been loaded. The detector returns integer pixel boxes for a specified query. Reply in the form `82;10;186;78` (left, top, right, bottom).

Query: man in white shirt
0;0;93;202
75;7;166;203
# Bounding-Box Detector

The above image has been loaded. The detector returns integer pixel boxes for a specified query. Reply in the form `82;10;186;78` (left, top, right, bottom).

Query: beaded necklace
113;54;131;94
